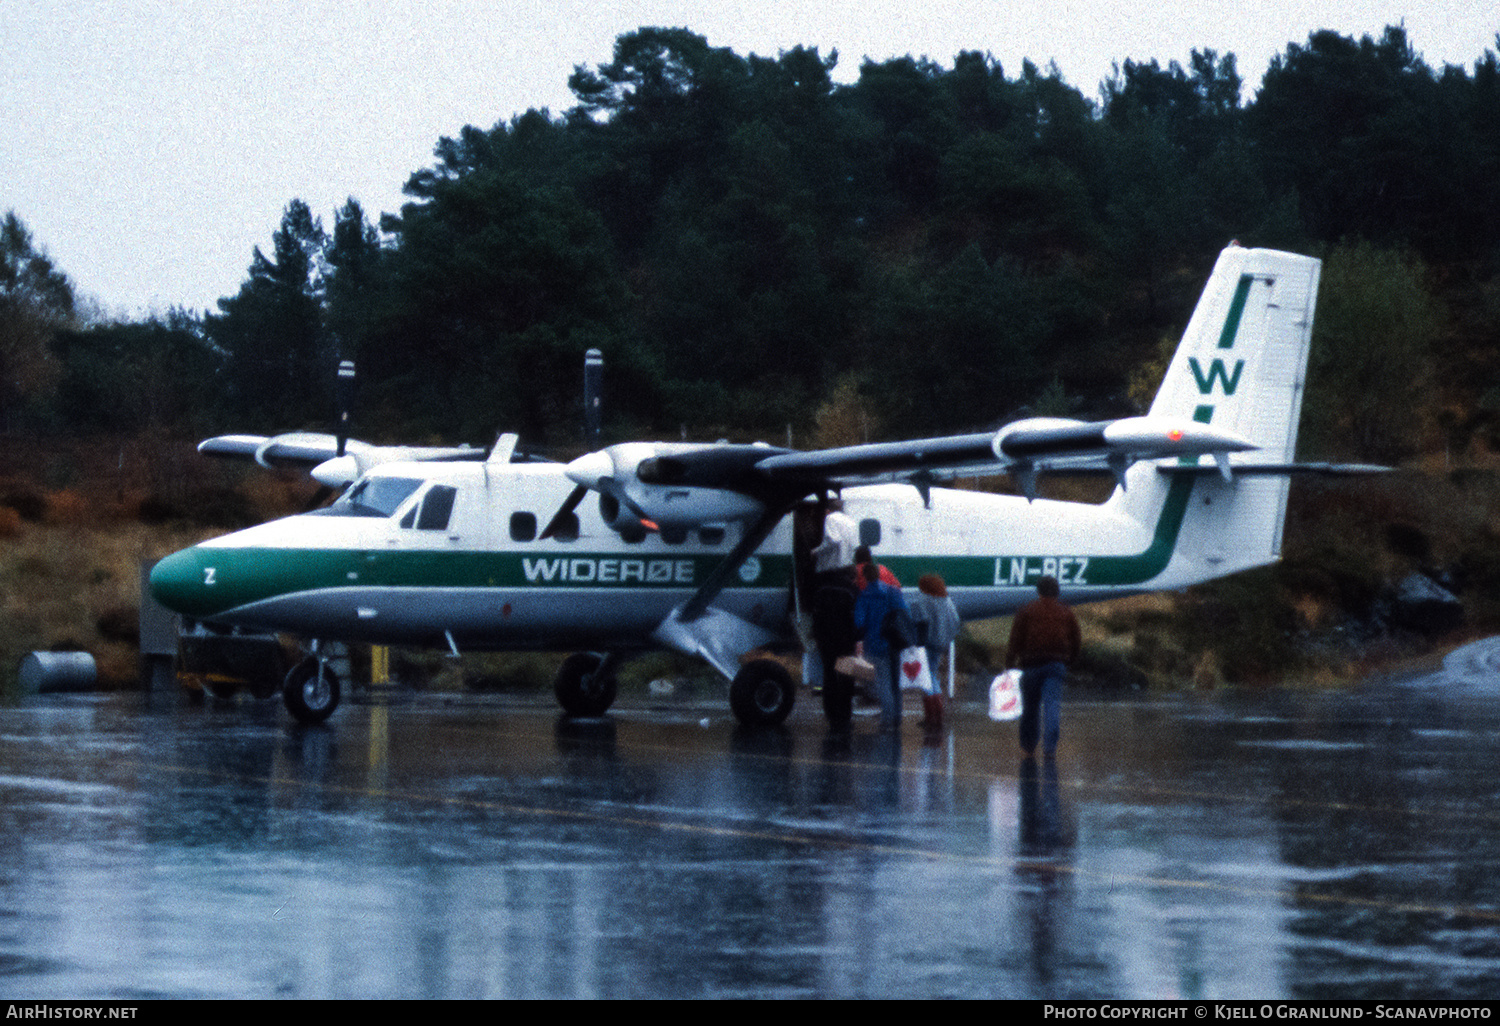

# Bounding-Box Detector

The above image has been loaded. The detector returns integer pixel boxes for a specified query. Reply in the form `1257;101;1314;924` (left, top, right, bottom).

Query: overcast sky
5;0;1496;318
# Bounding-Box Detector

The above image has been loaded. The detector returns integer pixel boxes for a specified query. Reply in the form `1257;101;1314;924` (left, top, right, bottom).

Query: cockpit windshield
322;476;425;518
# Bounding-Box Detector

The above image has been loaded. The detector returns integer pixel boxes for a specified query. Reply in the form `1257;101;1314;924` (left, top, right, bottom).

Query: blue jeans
1019;662;1065;756
873;653;900;727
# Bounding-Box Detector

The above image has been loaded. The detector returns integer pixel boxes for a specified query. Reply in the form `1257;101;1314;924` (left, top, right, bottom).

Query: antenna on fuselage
584;348;603;450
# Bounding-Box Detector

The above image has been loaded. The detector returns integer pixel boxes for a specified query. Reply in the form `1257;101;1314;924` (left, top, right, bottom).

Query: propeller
539;448;665;539
539;484;588;540
582;452;661;532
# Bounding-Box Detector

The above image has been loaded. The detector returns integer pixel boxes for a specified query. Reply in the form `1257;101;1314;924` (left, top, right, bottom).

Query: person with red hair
909;574;960;729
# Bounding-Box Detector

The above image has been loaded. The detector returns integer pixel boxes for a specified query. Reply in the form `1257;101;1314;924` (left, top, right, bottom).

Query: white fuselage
150;458;1202;654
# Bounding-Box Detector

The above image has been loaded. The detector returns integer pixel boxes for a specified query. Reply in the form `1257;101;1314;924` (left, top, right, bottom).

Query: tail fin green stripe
1217;274;1254;349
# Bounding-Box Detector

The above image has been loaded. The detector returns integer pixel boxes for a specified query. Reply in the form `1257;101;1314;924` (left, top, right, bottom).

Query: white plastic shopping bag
988;669;1022;721
898;646;936;694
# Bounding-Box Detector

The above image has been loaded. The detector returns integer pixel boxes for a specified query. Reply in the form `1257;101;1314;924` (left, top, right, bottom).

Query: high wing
198;431;505;488
553;411;1376;527
751;414;1265;499
208;244;1381;522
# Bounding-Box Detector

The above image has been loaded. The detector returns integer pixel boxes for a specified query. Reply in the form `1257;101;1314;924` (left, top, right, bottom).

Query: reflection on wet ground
3;642;1500;999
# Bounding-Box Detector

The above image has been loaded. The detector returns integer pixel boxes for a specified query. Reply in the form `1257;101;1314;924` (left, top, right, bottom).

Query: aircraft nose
149;547;214;617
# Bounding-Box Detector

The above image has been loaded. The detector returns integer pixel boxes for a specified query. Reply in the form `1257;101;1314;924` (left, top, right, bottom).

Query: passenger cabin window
859;518;882;547
699;526;726;546
416;485;457;530
510;512;537;542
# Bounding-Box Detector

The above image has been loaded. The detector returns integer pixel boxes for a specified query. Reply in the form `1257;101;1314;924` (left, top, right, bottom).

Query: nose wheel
284;656;342;724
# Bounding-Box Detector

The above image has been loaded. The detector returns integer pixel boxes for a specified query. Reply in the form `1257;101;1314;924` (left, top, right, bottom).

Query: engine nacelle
565;441;772;531
599;483;765;531
991;418;1095;460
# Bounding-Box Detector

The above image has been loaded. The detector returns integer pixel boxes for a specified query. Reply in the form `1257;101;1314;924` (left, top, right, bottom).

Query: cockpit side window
325;476;425;518
416;485;457;530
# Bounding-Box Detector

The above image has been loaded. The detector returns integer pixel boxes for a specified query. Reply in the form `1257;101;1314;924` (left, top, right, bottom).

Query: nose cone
149;546;220;618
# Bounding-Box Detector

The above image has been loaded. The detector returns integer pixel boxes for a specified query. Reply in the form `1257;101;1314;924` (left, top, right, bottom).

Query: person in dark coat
811;579;859;729
1005;575;1080;759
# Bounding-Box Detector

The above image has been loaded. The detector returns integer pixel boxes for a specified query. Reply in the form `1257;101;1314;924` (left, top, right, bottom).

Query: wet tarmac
3;644;1500;999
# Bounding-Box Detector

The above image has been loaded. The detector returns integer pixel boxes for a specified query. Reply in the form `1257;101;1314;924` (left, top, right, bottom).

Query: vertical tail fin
1111;245;1322;585
1147;245;1321;461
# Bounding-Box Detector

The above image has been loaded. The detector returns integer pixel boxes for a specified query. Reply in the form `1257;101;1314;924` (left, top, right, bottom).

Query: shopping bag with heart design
897;646;936;695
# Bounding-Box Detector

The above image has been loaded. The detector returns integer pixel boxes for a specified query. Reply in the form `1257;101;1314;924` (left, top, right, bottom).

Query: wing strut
652;500;797;680
678;501;798;623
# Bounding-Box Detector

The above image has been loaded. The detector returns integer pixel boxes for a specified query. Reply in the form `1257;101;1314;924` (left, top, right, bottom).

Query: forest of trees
9;24;1500;464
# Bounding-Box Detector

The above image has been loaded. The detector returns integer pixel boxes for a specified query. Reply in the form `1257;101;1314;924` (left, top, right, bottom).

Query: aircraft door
791;501;824;610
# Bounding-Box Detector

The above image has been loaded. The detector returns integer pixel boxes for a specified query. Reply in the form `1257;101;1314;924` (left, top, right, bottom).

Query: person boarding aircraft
150;244;1376;726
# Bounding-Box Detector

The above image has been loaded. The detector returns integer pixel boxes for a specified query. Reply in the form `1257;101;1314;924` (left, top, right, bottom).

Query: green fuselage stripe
156;548;793;619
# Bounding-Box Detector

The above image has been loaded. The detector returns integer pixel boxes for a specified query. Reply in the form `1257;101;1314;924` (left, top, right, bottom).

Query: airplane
149;243;1380;727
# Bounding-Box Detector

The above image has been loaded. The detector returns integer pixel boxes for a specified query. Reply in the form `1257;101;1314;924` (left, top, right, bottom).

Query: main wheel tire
729;659;796;727
283;657;341;724
554;652;618;717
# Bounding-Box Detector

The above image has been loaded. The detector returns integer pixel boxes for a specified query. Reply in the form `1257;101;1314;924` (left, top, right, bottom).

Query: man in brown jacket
1005;576;1081;759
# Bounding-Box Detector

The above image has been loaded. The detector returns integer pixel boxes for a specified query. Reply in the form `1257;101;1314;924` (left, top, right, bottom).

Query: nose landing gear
284;654;342;724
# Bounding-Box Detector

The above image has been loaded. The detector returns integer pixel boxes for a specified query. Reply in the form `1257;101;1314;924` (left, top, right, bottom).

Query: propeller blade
539;484;588;540
335;358;356;458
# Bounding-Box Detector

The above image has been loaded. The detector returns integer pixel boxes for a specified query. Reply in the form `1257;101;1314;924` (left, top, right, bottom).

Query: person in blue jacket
853;561;909;728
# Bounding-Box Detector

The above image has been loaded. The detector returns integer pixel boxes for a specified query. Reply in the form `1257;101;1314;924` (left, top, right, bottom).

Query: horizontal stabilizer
1158;462;1390;477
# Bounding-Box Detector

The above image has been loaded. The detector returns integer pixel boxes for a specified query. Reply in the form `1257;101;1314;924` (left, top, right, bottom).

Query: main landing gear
554;652;619;717
729;658;796;727
552;653;796;727
552;653;795;727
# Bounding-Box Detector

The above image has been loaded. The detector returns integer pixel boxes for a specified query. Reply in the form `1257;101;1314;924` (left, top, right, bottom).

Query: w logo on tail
1188;357;1245;397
